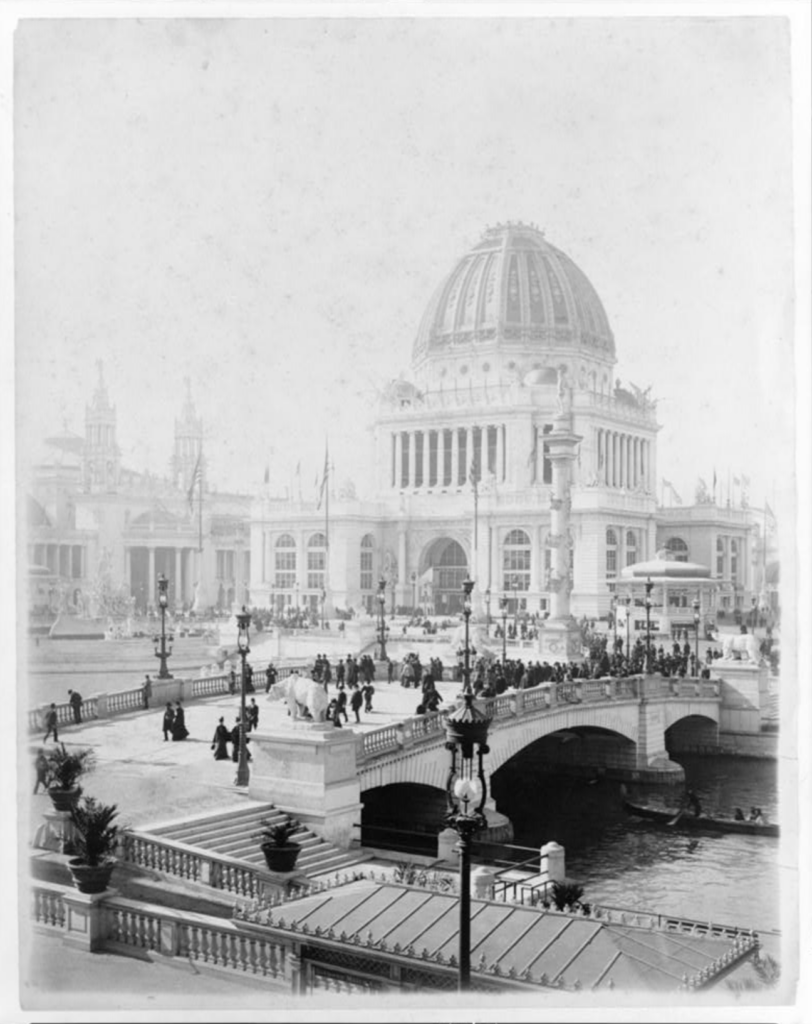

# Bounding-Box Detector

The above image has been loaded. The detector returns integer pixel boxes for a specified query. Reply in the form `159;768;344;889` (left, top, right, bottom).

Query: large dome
413;222;614;366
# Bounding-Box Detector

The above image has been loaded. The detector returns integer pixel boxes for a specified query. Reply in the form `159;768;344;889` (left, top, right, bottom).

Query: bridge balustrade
358;674;720;766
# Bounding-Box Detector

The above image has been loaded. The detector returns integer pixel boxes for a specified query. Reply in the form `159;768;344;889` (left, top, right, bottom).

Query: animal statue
269;673;329;723
721;633;762;663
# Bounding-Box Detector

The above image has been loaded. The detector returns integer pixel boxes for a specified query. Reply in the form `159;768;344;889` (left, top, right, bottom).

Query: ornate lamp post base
538;618;584;663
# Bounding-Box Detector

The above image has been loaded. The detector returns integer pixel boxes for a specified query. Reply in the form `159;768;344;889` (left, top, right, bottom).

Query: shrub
69;797;120;866
46;744;96;791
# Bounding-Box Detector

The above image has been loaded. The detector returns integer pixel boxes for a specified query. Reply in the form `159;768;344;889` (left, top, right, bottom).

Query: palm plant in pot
45;744;96;811
256;819;301;873
67;797;121;894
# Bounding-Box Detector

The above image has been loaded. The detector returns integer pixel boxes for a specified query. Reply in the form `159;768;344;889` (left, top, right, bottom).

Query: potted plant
46;744;96;811
67;797;121;894
256;819;301;873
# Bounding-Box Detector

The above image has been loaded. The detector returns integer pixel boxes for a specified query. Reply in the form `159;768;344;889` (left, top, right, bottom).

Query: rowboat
623;800;779;838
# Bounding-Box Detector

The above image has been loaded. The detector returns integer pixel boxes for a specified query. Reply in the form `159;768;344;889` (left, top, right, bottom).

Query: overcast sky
13;15;799;513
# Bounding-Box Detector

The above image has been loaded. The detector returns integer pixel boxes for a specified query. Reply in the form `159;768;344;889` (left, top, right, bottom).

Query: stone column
538;407;583;663
148;547;156;602
407;431;416;489
124;548;132;593
451;427;460;487
422;430;430;488
175;548;182;602
395;431;403;489
496;424;504;483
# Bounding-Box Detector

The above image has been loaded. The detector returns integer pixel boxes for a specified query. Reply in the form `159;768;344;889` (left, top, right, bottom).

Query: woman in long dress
172;701;189;741
211;717;230;760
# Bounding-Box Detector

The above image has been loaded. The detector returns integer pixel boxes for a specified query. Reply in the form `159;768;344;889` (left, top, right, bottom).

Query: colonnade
595;428;651;490
31;543;85;579
126;545;199;607
391;424;506;490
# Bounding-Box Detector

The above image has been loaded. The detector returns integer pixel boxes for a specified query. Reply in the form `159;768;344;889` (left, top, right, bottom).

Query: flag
295;461;301;477
526;427;538;468
672;486;683;506
263;465;270;485
764;501;777;534
732;475;741;487
316;443;329;510
187;453;202;512
742;475;751;488
713;468;717;490
469;455;480;489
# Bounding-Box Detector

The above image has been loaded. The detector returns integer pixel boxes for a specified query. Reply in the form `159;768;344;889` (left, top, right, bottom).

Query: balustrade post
93;692;109;718
158;913;180;957
548;682;557;707
402;720;414;745
514;690;524;715
62;889;112;952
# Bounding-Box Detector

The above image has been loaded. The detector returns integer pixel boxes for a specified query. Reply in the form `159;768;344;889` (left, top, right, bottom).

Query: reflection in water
492;754;780;932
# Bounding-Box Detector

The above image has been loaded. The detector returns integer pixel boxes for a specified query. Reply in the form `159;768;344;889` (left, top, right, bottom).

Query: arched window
625;530;637;567
360;535;374;594
307;533;327;592
606;528;618;579
275;535;296;590
665;536;689;563
503;529;531;592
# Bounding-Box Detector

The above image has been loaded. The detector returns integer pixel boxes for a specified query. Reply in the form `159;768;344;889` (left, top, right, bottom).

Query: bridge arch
665;711;720;752
360;782;446;854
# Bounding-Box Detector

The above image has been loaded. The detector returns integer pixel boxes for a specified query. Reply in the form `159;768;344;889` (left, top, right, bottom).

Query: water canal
492;753;781;933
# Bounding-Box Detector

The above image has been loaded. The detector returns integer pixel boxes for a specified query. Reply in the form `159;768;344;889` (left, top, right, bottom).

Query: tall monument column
539;392;584;663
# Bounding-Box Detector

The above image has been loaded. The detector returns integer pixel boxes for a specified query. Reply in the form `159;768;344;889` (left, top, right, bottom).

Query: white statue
268;673;329;722
721;633;761;663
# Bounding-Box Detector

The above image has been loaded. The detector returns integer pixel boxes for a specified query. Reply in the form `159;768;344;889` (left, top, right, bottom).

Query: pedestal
62;888;115;951
716;659;770;732
538;619;584;663
33;809;76;854
248;724;362;849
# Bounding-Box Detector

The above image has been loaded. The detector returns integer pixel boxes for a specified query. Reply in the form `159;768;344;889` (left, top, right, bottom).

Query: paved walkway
26;675;466;834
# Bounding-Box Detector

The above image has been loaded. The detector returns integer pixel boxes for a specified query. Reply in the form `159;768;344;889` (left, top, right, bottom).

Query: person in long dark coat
162;702;175;741
172;701;189;741
231;717;252;762
211;717;230;760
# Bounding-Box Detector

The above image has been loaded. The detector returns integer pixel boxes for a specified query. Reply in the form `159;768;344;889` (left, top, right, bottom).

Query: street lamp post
461;578;474;693
235;606;251;788
611;593;618;652
444;594;491;991
320;589;326;630
693;594;701;677
500;597;508;665
411;571;417;615
377;577;387;661
484;588;491;632
390;577;396;619
153;573;174;679
644;576;654;674
625;592;632;656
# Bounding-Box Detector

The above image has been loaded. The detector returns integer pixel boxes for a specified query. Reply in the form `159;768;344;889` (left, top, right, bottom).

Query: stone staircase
147;804;366;880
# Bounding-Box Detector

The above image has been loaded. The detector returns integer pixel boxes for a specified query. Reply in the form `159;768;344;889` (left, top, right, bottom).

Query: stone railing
31;882;291;984
27;662;312;734
120;832;266;900
357;675;720;766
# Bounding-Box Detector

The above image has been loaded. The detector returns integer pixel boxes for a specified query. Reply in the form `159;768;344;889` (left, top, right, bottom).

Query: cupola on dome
413;221;614;366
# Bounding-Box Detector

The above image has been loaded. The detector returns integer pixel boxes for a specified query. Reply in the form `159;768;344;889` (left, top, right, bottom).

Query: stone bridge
249;675;721;850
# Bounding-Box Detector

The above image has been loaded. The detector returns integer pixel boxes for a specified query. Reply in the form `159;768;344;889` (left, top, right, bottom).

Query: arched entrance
423;538;469;614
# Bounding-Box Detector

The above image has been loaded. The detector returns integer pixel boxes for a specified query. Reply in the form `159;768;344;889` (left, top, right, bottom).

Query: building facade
24;366;251;619
23;225;773;628
251;222;765;621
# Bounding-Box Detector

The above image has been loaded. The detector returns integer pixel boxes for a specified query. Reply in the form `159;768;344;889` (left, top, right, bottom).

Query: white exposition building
251;222;682;622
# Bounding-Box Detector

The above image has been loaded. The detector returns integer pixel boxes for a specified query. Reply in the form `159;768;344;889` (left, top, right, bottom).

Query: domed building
252;222;667;623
